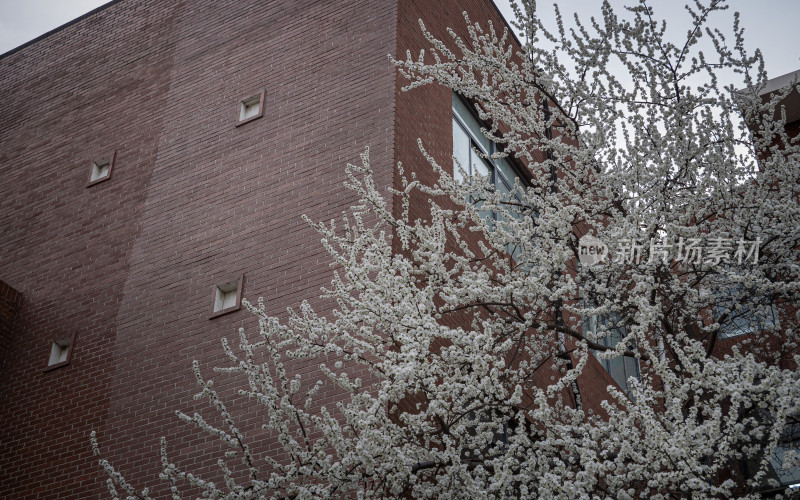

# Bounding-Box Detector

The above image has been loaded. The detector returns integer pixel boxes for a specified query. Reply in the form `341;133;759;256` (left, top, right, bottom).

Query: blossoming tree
93;0;800;497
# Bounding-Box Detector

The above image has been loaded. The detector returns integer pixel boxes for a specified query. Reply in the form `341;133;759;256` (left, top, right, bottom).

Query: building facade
2;0;601;497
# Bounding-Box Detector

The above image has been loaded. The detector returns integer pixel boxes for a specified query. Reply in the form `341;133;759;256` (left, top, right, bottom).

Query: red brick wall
0;281;22;373
0;2;184;496
0;0;397;497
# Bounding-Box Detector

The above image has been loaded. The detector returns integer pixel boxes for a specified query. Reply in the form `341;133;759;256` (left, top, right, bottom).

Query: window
713;280;777;339
210;275;244;318
744;414;800;492
768;421;800;487
582;312;640;397
44;331;76;371
452;94;523;196
86;152;115;187
235;90;264;126
452;94;528;258
462;406;517;460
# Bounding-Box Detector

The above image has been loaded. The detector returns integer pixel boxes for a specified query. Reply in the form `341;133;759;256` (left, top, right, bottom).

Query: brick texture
0;281;22;373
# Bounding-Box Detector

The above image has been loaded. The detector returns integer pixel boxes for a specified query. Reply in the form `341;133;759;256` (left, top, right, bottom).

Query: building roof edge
760;69;800;96
488;0;524;51
0;0;122;61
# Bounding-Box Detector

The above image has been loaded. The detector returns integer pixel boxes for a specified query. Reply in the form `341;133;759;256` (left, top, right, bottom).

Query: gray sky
1;0;798;79
491;0;800;79
0;0;110;54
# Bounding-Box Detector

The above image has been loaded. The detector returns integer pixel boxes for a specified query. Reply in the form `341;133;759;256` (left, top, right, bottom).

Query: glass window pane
452;92;530;258
509;243;523;262
586;311;640;397
473;198;494;228
453;121;471;182
623;356;640;383
473;155;491;180
496;177;511;196
495;158;519;190
714;282;778;339
512;195;525;221
608;357;626;389
770;445;800;485
452;94;492;154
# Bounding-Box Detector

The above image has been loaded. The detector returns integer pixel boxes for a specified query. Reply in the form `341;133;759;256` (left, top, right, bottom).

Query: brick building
4;0;798;497
2;0;611;497
759;69;800;141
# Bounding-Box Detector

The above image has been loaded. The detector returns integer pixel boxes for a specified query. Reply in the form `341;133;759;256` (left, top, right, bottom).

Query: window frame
713;279;778;339
743;412;800;491
452;94;531;262
451;94;522;196
582;310;641;397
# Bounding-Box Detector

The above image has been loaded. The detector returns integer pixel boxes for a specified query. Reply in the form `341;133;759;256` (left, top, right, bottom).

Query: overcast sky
1;0;798;79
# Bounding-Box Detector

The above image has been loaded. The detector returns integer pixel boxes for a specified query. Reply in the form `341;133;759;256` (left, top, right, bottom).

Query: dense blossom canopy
94;0;800;498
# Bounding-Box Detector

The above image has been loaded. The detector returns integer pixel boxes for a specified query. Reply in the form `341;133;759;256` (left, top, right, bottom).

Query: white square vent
48;339;70;365
90;159;110;182
87;152;115;186
240;96;261;121
44;332;76;371
215;281;238;311
235;90;264;126
210;275;244;317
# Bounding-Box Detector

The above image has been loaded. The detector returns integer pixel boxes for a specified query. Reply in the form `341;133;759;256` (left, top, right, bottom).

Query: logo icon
578;234;607;266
